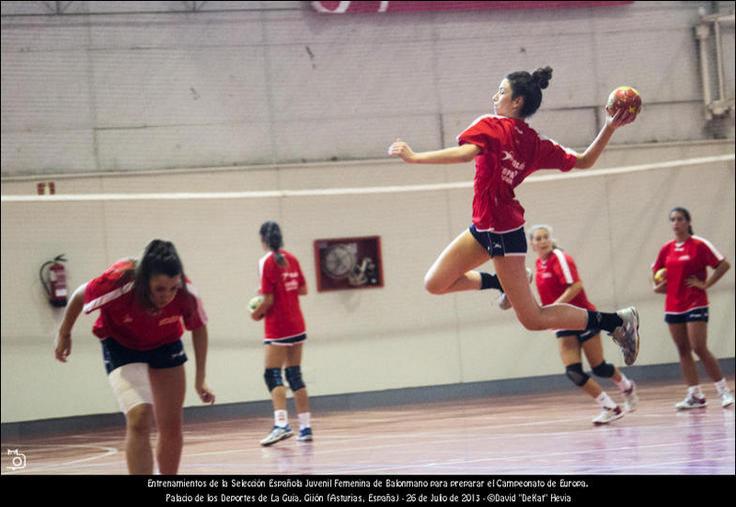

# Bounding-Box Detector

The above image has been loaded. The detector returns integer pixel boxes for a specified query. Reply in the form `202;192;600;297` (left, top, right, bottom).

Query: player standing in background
54;239;215;474
651;207;733;410
251;221;314;445
388;67;640;366
530;225;638;424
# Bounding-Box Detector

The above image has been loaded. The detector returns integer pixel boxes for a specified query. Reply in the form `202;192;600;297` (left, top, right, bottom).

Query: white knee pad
108;363;153;414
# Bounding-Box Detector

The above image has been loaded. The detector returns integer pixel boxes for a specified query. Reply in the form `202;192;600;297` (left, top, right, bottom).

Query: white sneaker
260;425;293;446
592;406;624;425
497;268;533;311
609;307;640;366
675;395;707;410
720;391;734;408
497;293;512;310
622;382;639;412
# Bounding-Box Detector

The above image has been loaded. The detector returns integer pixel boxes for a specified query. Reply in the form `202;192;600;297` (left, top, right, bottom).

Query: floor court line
3;380;733;475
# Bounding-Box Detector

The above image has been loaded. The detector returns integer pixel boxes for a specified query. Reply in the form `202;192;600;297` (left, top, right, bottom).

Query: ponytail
259;221;287;267
506;66;553;117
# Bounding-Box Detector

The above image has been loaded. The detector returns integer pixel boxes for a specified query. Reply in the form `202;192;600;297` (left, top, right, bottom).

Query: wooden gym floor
2;378;733;475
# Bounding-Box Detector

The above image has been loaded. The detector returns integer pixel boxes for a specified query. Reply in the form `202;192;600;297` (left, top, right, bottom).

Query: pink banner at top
311;1;633;14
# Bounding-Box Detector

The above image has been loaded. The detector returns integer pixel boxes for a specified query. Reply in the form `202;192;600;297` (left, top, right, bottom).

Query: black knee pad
264;368;283;392
285;365;305;391
592;361;615;378
565;363;590;387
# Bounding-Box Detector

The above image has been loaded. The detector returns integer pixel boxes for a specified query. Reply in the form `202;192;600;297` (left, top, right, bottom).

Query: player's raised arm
575;87;640;169
388;138;480;164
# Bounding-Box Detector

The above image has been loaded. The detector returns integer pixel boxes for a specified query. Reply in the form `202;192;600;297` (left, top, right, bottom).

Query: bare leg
286;344;310;414
265;345;289;411
668;323;699;386
559;336;602;398
493;255;587;331
581;334;624;384
149;365;186;475
424;230;491;294
687;321;723;382
124;403;154;474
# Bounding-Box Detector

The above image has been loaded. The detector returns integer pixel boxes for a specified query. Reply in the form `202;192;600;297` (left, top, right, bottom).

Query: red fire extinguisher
39;254;68;307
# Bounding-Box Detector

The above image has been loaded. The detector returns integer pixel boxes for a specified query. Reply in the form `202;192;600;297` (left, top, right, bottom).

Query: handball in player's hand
248;295;264;313
654;268;667;284
606;86;641;121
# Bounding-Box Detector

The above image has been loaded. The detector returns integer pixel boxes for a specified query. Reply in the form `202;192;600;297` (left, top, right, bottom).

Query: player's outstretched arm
388;138;480;164
574;108;634;169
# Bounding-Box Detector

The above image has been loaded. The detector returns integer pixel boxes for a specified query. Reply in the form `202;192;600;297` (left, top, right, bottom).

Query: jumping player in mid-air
388;66;640;365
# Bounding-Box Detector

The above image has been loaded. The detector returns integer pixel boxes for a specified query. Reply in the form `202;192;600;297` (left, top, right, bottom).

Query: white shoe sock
595;392;618;410
298;412;311;431
274;409;288;428
614;374;632;393
714;378;730;396
687;385;704;398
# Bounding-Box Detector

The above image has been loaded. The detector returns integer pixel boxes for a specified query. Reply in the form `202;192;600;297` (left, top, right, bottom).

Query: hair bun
532;66;553;90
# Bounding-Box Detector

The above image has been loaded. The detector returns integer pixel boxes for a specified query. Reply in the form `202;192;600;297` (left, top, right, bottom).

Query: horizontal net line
2;154;733;203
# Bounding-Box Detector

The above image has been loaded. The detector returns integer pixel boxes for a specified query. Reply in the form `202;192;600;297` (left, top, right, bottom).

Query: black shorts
665;307;709;324
264;333;308;346
101;337;188;375
555;328;599;343
469;224;527;258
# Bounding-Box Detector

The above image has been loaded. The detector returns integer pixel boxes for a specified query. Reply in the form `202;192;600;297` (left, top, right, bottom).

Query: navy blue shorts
665;307;709;324
101;338;187;375
264;333;307;347
469;224;527;258
555;328;600;343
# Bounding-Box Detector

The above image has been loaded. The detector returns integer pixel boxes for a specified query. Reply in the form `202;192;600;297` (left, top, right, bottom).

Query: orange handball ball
654;268;667;284
606;86;642;120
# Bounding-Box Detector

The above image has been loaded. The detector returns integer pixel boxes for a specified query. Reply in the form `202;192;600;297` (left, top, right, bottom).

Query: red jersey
458;115;577;232
651;236;724;314
83;259;207;351
259;250;306;341
535;249;595;311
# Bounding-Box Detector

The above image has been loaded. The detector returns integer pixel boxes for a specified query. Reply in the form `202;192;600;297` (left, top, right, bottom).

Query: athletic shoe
720;391;735;408
497;268;533;310
675;395;707;410
260;425;293;446
297;427;313;442
497;293;512;310
609;307;640;366
623;382;639;413
592;406;624;425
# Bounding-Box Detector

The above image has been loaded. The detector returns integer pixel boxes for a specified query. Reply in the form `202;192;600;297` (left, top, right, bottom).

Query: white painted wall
1;1;735;423
2;147;734;423
1;1;734;176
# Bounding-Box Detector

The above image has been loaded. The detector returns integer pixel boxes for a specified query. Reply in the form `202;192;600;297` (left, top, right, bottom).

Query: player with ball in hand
606;86;642;118
251;221;314;445
388;67;641;366
651;207;733;410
